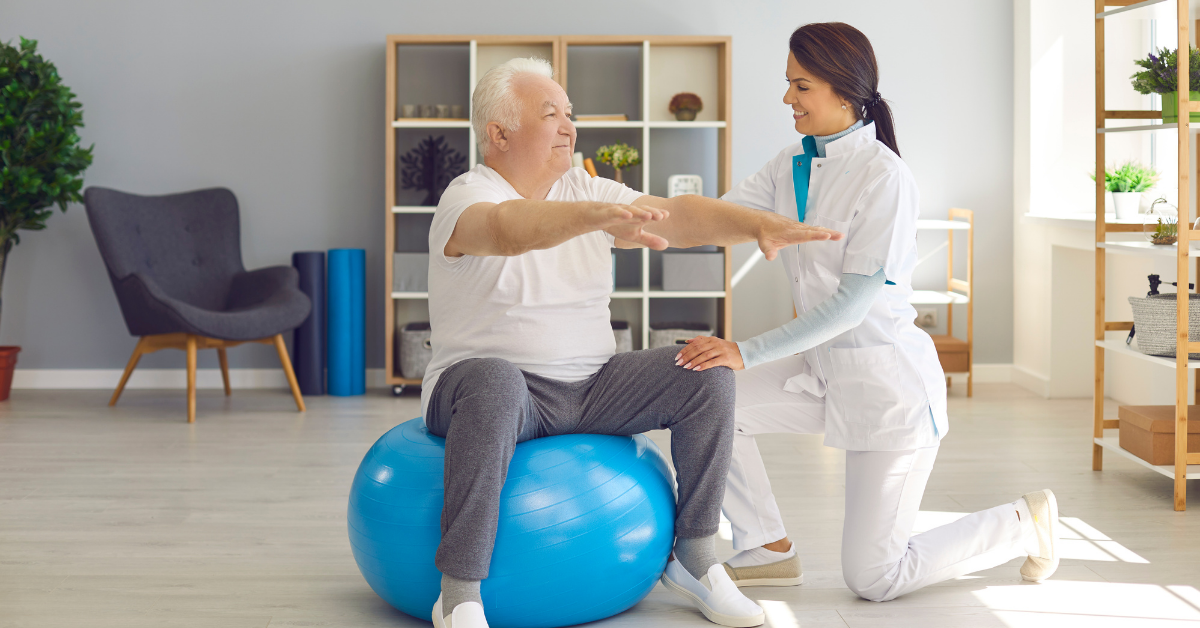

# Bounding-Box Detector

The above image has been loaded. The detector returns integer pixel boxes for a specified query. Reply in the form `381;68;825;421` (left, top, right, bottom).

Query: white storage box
393;253;429;292
663;251;724;291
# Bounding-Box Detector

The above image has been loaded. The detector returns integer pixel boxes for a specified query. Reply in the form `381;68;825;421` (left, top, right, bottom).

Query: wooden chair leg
186;334;198;423
272;334;306;412
110;338;147;406
217;348;231;396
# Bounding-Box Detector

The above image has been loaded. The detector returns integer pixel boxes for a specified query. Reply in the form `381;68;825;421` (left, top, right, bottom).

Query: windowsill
1021;212;1164;230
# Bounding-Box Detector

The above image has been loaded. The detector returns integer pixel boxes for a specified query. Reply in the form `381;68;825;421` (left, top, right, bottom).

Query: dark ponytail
789;22;900;157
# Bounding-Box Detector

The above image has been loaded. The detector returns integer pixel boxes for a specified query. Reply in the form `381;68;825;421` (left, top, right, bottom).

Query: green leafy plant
1131;46;1200;94
1151;215;1178;245
595;142;640;184
0;37;92;333
1091;161;1159;192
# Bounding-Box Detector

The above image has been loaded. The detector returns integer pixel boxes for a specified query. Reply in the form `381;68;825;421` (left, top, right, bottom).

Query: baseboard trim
1010;365;1051;398
15;364;1018;390
13;368;389;390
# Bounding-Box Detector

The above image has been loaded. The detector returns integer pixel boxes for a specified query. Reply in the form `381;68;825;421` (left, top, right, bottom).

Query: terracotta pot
674;108;698;121
0;346;19;401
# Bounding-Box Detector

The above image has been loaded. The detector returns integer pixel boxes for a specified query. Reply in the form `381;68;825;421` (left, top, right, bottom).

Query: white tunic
721;122;947;451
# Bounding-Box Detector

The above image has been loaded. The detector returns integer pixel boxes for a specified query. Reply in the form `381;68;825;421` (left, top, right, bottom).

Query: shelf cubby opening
393;127;471;206
649;298;720;342
575;128;643;193
394;44;470;121
648;128;719;198
565;45;643;122
609;300;644;351
476;43;557;87
612;248;642;290
648;44;721;123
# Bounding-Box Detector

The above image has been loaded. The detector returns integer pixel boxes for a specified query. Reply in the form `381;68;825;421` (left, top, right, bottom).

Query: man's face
505;74;576;175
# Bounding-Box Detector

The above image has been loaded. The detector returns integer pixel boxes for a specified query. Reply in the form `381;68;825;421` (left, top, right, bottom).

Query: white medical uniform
720;123;1026;602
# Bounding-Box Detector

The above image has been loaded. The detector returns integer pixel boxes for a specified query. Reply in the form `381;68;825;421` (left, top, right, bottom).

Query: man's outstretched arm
445;199;669;258
627;194;842;260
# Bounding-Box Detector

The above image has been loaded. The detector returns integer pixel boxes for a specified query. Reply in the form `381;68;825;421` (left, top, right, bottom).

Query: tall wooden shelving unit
1094;0;1200;510
384;35;733;395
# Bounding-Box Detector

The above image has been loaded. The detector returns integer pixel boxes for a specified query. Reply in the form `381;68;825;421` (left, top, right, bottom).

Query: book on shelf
574;114;629;122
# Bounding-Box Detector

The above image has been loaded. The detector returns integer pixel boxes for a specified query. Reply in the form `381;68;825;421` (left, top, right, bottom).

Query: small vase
0;346;20;401
1112;192;1141;220
613;168;624;184
1160;91;1200;123
674;109;698;121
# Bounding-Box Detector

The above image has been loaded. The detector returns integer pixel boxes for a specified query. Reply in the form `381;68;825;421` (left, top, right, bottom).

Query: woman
675;22;1060;602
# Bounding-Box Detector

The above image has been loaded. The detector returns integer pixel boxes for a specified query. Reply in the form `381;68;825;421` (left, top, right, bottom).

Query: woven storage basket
1128;293;1200;359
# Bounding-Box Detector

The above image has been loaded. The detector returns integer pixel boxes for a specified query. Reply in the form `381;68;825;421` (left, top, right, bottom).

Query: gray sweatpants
425;346;735;580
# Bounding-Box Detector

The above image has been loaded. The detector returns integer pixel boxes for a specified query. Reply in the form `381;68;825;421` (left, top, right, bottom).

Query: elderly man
423;57;840;628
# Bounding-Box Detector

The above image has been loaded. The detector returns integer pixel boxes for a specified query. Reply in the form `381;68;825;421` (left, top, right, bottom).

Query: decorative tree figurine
595;142;641;184
668;92;704;121
399;135;467;206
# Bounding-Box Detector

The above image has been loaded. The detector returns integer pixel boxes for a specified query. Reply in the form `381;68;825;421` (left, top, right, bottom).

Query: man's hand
756;213;844;261
675;336;745;372
589;203;670;250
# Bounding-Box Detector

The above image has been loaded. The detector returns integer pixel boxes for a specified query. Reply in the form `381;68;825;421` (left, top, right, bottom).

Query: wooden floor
2;384;1199;627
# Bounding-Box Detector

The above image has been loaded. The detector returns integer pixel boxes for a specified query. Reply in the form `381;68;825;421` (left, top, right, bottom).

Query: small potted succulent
1146;197;1179;245
1131;46;1200;122
595;142;641;184
1092;162;1159;219
668;92;703;121
1147;215;1178;245
0;38;93;400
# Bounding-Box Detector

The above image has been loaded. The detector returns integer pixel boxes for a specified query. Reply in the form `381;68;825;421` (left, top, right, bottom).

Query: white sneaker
1019;489;1060;582
661;559;765;627
431;594;489;628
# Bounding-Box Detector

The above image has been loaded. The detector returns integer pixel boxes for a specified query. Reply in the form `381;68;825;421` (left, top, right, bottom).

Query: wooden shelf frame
1093;3;1200;510
384;35;733;392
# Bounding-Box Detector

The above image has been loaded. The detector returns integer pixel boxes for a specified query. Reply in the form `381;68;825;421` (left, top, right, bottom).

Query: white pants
723;355;1027;602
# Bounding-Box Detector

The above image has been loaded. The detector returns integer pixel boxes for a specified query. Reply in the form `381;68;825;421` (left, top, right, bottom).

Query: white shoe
431;594;489;628
661;559;765;627
1019;489;1060;582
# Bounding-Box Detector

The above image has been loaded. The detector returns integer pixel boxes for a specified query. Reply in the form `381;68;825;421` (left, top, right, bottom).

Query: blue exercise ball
348;418;676;628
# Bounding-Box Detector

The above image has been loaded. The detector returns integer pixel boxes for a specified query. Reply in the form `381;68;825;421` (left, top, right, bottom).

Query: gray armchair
84;186;311;422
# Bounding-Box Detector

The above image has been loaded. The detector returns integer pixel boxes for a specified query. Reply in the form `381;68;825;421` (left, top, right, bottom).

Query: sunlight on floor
979;581;1200;627
757;599;800;628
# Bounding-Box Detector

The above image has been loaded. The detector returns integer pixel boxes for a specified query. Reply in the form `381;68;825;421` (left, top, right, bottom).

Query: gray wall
0;0;1014;371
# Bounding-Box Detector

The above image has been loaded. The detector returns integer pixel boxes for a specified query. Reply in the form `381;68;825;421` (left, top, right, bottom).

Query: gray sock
440;573;482;615
674;535;719;581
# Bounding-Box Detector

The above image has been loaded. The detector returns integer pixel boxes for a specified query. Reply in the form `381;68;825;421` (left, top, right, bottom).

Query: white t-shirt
420;164;644;417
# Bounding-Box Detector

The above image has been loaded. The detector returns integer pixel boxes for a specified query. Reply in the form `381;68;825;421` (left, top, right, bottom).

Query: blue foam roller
292;251;326;395
347;418;676;628
328;248;366;396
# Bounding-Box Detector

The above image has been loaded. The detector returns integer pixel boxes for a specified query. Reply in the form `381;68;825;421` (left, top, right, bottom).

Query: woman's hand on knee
675;336;744;372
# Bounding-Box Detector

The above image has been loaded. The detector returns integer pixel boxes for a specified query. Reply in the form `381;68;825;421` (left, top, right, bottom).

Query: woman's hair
788;23;899;157
472;57;554;157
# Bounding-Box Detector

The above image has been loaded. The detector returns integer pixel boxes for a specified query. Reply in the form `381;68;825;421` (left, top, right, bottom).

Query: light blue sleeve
736;269;886;370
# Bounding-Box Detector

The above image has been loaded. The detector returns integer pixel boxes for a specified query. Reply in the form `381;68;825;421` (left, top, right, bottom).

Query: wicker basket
1128;293;1200;359
398;322;433;379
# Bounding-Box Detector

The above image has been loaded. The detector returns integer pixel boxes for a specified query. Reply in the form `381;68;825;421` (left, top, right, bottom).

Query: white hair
472;57;554;157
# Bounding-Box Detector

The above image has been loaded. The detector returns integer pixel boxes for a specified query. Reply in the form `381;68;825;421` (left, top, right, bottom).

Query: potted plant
1131;45;1200;122
0;38;93;400
668;92;703;121
595;142;640;184
1092;162;1158;219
